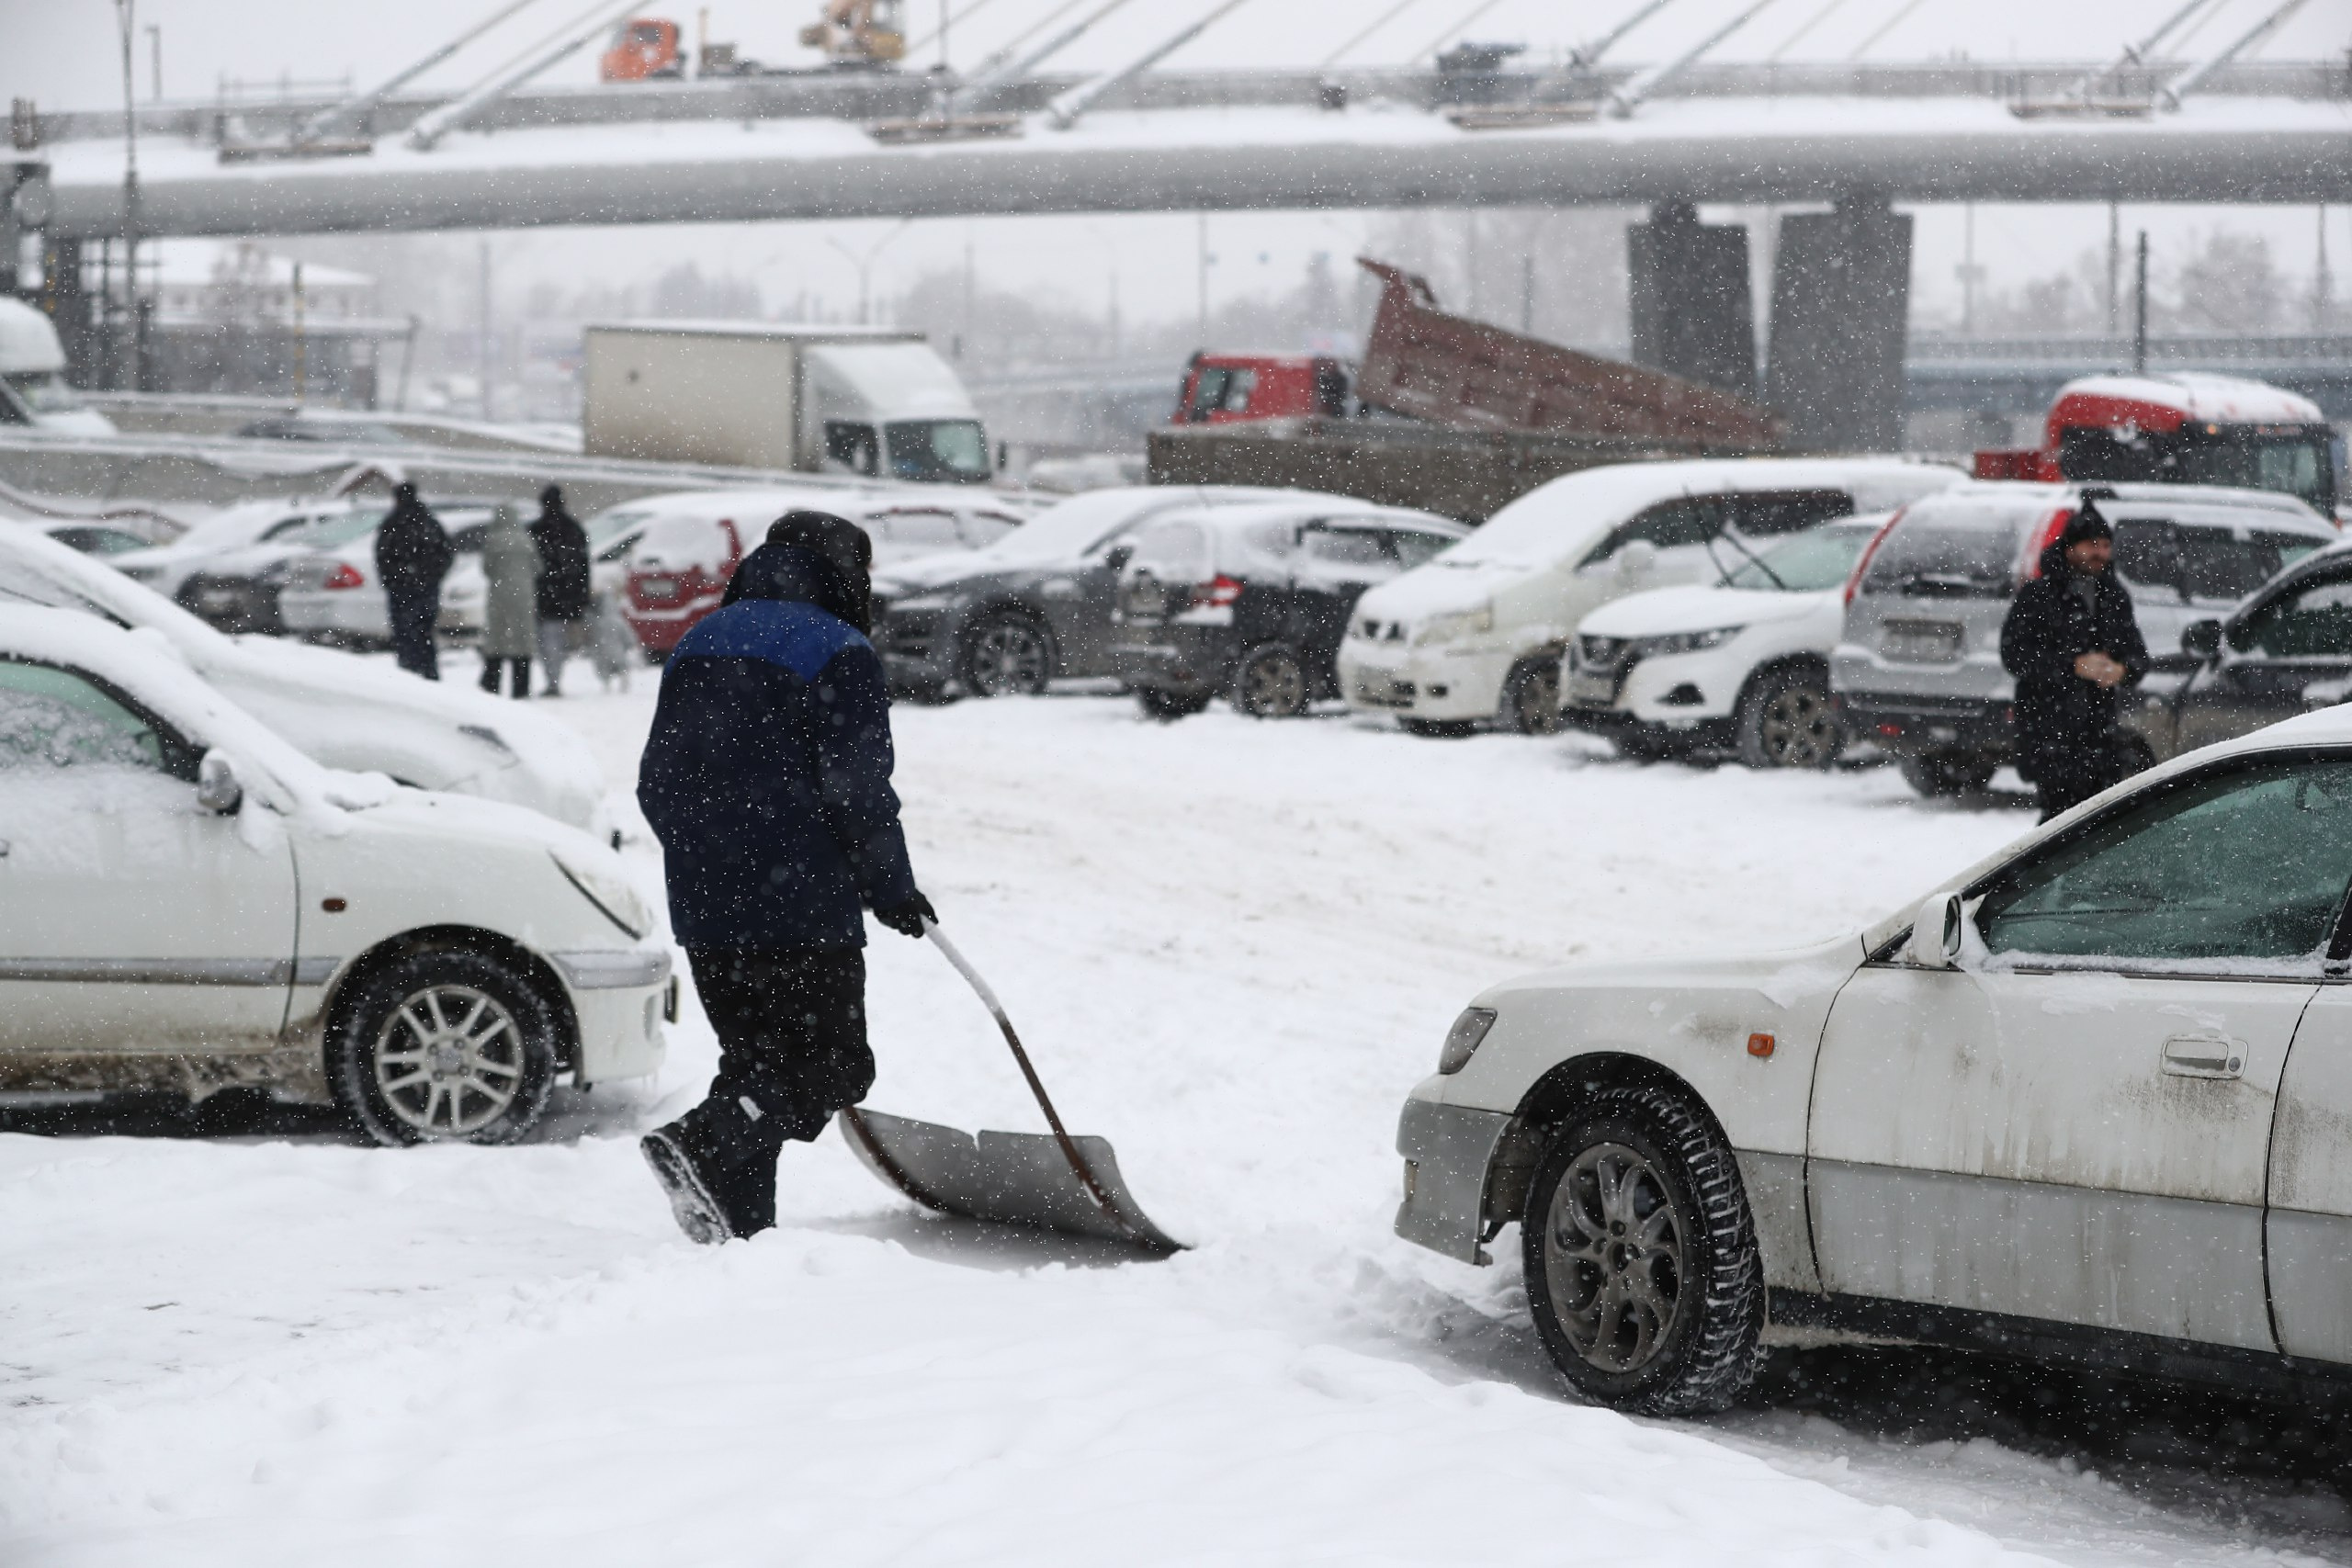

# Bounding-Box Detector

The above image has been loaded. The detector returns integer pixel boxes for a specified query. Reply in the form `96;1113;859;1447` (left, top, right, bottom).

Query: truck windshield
885;421;989;485
2060;424;2335;515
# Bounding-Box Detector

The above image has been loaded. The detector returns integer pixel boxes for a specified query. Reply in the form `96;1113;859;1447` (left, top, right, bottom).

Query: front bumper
1564;646;1747;726
1339;641;1510;723
1393;1092;1515;1265
1114;623;1228;694
558;947;673;1087
1836;694;2013;758
874;600;961;688
278;589;388;640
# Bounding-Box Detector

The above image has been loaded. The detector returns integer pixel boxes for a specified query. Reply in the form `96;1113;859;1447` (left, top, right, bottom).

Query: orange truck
1975;372;2338;519
599;17;684;80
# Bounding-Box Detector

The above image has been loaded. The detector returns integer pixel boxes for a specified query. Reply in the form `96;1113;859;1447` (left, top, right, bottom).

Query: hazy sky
9;0;2347;337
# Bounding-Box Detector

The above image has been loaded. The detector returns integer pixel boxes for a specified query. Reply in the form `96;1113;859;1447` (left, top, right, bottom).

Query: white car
278;502;500;646
0;606;668;1143
1561;516;1887;768
1340;459;1964;737
112;499;373;631
0;525;606;829
1394;706;2352;1415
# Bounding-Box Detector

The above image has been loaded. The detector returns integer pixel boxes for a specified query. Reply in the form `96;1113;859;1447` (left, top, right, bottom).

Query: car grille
1353;675;1416;708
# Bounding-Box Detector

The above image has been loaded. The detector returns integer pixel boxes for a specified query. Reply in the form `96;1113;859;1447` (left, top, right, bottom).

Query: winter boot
640;1095;782;1244
640;1112;734;1245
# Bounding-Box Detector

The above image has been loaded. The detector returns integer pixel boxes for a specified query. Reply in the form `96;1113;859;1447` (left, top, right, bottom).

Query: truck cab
1172;353;1351;425
0;299;114;437
1976;372;2338;521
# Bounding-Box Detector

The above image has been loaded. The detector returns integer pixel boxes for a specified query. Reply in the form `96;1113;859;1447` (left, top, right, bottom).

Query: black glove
875;892;937;940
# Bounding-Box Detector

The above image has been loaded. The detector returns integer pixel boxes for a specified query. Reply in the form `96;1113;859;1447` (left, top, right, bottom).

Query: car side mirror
1102;544;1135;573
1614;539;1659;581
2181;619;2222;660
197;750;244;815
1905;892;1966;970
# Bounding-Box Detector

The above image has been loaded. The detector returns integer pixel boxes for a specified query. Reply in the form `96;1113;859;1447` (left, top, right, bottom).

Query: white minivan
1340;458;1965;736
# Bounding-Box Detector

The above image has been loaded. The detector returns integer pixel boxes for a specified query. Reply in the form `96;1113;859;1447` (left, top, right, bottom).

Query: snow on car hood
1578;583;1831;638
1352;558;1521;623
875;549;991;593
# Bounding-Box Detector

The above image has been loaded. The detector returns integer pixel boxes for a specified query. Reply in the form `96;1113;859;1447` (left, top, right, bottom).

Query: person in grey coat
478;502;543;699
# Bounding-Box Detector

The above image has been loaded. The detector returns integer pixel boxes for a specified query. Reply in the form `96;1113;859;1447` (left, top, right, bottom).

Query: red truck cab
1173;353;1351;425
1976;372;2338;519
601;17;684;81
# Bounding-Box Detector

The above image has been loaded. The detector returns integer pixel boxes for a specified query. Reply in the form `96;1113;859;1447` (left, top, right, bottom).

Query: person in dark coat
636;510;935;1244
374;482;454;680
530;483;593;696
1999;498;2150;823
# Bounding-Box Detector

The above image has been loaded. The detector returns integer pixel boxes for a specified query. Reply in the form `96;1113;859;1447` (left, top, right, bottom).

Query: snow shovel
835;922;1185;1256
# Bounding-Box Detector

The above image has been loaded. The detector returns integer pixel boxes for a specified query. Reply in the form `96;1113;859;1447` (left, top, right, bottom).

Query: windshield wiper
1712;531;1788;592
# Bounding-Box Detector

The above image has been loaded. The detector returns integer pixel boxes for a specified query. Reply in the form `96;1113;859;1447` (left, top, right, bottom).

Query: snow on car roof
1142;500;1463;535
1902;479;2333;532
2054;373;2325;426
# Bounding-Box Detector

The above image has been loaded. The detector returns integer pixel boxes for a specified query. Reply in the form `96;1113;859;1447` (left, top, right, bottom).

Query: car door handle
2161;1033;2246;1079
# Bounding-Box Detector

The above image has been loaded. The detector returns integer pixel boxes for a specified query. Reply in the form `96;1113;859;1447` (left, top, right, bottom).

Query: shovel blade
837;1107;1185;1255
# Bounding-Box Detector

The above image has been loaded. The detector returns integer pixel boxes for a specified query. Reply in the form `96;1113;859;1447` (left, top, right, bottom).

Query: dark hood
720;512;874;633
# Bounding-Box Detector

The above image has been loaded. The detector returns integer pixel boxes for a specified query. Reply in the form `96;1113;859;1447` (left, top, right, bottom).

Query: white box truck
582;321;992;485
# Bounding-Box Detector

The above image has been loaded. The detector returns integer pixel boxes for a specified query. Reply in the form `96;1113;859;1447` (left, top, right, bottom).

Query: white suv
1395;708;2352;1415
1340;458;1962;737
0;606;668;1143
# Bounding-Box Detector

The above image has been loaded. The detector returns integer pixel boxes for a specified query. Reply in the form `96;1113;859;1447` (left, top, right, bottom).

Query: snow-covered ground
5;688;2348;1565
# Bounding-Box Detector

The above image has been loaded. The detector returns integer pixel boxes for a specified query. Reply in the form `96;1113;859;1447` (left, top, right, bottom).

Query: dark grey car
868;485;1349;698
2134;540;2352;763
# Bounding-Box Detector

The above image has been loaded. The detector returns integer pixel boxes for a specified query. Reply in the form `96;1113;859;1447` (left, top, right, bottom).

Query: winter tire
1735;666;1840;771
1229;644;1310;719
1136;686;1213;720
1898;751;1995;798
961;613;1052;697
330;949;560;1147
1501;657;1565;736
1522;1086;1764;1416
1399;718;1476;739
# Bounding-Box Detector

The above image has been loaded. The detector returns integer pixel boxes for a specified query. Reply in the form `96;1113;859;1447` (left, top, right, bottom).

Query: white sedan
0;606;668;1142
1395;706;2352;1413
1560;517;1883;768
0;524;605;829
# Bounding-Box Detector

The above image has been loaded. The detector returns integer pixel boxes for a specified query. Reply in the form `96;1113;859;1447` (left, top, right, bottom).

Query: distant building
142;241;413;407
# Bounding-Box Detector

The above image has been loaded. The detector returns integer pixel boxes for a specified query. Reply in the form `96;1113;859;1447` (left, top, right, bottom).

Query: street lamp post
113;0;141;390
827;220;913;326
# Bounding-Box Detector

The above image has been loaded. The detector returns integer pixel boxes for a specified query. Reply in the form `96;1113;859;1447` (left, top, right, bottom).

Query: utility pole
2132;231;2149;375
1958;203;1981;335
292;261;308;406
478;241;493;420
2105;201;2120;339
1521;251;1534;334
961;226;974;360
113;0;141;391
1196;213;1208;345
2316;204;2333;333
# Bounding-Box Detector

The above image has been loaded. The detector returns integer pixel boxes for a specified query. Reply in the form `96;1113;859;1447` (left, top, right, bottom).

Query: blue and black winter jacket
637;545;916;949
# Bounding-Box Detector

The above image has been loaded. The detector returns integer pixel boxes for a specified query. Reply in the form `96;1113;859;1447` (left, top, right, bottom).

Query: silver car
1832;481;2337;797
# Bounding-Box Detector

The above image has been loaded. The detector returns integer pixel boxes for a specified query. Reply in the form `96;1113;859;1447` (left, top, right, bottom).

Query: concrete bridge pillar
1765;193;1913;452
1626;201;1757;402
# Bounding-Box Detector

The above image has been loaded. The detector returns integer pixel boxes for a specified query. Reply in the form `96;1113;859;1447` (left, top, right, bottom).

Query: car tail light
1843;508;1905;606
2022;506;2075;580
322;562;366;591
1191;574;1244;610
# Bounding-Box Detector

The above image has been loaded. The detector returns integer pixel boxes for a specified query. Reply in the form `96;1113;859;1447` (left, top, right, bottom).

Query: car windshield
288;510;386;550
1724;524;1876;592
884;420;990;484
5;371;89;415
1860;521;2019;598
586;508;655;549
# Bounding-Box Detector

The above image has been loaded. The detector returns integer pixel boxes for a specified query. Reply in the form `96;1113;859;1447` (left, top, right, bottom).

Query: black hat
539;483;563;506
2059;506;2113;549
393;480;418;502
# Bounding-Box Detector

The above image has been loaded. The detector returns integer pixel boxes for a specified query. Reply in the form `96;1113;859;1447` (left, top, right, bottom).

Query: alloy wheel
372;984;526;1139
966;618;1049;696
1237;650;1307;716
1542;1140;1689;1374
1757;684;1837;768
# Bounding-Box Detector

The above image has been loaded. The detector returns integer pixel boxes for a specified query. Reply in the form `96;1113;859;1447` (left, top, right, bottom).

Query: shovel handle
923;919;1145;1244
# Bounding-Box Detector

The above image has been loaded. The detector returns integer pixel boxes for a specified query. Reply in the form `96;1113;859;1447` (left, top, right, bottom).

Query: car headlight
1632;626;1744;658
1414;605;1494;646
1437;1007;1497;1075
550;850;652;940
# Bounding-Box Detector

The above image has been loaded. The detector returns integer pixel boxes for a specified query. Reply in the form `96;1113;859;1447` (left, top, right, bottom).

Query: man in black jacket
2000;499;2150;823
375;482;454;680
529;484;593;696
636;511;935;1244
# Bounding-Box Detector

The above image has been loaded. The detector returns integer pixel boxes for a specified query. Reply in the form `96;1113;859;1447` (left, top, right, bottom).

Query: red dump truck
1975;372;2338;519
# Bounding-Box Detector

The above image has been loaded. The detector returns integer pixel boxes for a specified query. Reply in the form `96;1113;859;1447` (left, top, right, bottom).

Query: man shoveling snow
635;512;936;1243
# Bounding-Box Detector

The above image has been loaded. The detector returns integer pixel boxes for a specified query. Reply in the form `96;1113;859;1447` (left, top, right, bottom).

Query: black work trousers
388;588;440;680
479;655;532;699
681;946;873;1233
